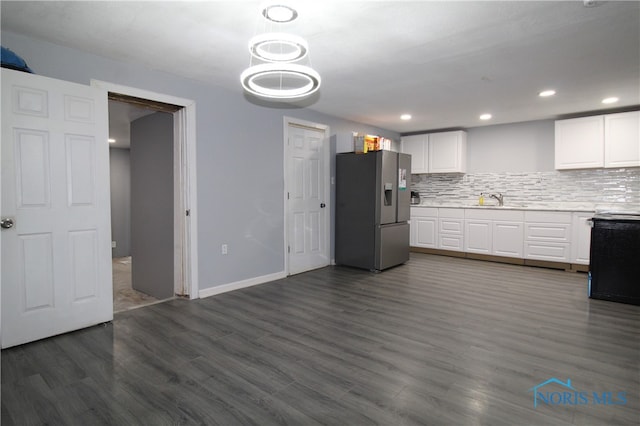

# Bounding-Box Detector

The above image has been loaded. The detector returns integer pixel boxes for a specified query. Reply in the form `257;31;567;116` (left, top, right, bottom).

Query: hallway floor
112;257;160;313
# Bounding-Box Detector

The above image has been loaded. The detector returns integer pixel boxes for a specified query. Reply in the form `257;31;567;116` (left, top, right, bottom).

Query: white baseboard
198;271;287;299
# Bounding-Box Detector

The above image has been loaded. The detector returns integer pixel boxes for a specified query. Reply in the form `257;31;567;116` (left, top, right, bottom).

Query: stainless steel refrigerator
336;150;411;271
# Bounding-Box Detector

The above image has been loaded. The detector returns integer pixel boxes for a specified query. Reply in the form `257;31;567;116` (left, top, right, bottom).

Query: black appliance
411;191;421;205
589;212;640;305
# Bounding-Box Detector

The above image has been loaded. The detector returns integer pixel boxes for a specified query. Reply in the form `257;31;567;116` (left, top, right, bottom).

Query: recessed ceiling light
262;4;298;22
400;114;412;121
602;97;619;104
108;138;116;143
539;90;556;97
479;113;492;120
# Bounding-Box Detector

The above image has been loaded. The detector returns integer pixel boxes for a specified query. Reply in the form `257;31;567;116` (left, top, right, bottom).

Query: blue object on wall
1;46;34;73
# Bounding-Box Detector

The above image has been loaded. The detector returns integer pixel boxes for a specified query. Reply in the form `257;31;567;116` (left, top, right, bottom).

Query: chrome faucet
489;192;504;206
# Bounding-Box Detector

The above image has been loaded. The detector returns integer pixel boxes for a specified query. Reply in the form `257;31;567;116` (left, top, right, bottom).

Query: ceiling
108;101;156;149
2;1;639;133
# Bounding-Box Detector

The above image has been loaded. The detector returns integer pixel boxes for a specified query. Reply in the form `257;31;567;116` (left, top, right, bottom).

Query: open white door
285;120;330;275
1;69;112;348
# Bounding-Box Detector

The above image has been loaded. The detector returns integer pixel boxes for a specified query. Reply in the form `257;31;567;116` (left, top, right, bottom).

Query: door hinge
287;192;290;199
186;209;190;216
288;246;291;253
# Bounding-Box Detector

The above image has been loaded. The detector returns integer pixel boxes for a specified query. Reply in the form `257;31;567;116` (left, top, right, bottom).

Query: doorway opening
93;79;199;311
109;96;180;311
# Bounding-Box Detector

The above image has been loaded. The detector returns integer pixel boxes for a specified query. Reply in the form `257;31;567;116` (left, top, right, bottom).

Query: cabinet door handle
320;203;326;208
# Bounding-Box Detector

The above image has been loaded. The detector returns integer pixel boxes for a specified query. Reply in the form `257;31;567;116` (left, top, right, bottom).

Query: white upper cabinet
604;111;640;168
429;131;467;173
555;111;639;170
401;130;466;174
555;115;604;169
401;134;428;173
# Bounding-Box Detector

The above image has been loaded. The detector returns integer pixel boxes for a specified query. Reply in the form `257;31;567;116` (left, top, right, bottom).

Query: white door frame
91;80;199;299
283;117;330;275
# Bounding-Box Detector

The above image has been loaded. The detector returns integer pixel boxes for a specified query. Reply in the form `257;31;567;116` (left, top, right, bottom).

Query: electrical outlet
221;244;228;255
112;241;116;248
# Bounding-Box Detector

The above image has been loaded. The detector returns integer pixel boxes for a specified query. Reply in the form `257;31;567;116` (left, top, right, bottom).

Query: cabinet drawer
439;208;464;219
525;223;571;242
525;211;571;224
465;209;524;221
525;242;571;262
439;234;464;251
439;218;463;234
411;207;438;217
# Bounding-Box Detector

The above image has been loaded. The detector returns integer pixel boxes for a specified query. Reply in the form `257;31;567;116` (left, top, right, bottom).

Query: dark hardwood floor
2;253;639;425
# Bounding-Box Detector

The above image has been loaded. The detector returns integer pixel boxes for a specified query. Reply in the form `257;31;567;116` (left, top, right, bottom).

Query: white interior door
286;122;329;275
1;69;112;348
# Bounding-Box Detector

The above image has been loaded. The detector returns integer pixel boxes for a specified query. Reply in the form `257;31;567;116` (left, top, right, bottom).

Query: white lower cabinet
412;207;588;266
571;212;594;265
465;209;524;258
524;211;572;262
438;208;464;251
465;219;491;254
493;221;524;258
411;207;438;248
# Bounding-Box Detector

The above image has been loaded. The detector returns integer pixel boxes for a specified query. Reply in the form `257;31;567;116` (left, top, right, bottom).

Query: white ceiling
2;1;639;133
108;101;156;149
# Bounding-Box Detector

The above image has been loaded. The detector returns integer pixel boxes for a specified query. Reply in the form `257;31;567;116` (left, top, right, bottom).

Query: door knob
320;203;326;208
1;218;14;229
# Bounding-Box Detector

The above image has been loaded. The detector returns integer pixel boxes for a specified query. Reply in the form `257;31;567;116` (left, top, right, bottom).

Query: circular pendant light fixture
242;3;320;100
249;32;308;63
262;4;298;22
241;63;321;99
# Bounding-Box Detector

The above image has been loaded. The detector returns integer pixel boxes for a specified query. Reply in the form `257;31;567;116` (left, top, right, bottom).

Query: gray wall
1;31;398;291
130;112;174;300
466;120;555;173
109;148;131;257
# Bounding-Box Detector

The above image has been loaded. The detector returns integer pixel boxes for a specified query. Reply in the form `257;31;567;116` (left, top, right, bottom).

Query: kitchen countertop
411;201;640;213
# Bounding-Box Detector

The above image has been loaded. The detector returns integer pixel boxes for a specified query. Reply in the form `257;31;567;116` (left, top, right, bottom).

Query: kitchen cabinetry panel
438;208;464;251
524;211;572;224
401;131;466;174
525;223;571;242
493;221;524;258
604;111;640;168
440;218;464;233
465;209;524;258
429;131;467;173
401;134;428;173
439;234;464;251
415;217;438;248
555;111;639;170
571;212;593;265
465;219;491;254
411;207;438;217
555;115;604;169
524;211;572;261
412;207;587;265
525;242;571;262
410;207;438;248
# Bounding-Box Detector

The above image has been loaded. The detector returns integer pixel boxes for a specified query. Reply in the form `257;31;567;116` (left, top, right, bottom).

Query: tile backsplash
411;168;640;206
